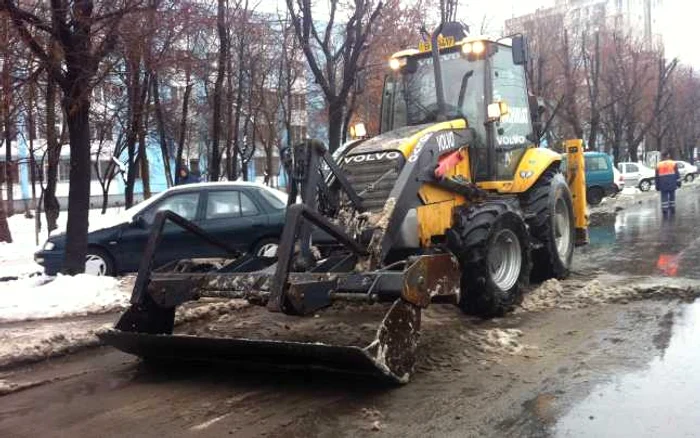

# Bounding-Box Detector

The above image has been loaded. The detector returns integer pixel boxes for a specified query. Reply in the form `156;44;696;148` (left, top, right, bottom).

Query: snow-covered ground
0;274;130;323
0;207;128;279
0;274;133;369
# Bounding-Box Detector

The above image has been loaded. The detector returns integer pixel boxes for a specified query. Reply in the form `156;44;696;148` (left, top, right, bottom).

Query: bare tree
2;0;146;274
285;0;383;152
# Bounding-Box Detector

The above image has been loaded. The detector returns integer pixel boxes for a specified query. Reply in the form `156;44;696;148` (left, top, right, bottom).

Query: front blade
99;330;400;382
100;298;421;384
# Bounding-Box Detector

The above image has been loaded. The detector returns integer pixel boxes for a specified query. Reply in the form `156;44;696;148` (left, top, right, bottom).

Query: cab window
491;46;532;179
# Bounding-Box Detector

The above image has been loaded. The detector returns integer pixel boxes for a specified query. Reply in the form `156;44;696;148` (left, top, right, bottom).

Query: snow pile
0;328;107;369
463;328;532;356
520;279;565;311
0;274;130;323
519;276;700;312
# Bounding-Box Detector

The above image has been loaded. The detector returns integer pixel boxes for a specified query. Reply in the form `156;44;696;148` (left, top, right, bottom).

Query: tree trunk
327;102;344;153
138;74;151;200
101;185;109;214
44;75;61;232
175;81;192;184
61;93;91;275
0;186;10;243
2;64;13;217
151;73;173;187
210;0;227;181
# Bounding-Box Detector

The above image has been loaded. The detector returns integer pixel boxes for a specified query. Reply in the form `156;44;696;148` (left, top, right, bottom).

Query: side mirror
512;34;529;65
131;215;147;229
487;101;510;122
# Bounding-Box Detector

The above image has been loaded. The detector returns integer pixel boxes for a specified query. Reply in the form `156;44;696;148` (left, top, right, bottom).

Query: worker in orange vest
655;150;681;215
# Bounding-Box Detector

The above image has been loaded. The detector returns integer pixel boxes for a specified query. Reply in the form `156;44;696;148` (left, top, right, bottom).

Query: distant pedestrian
655;150;681;216
177;166;200;185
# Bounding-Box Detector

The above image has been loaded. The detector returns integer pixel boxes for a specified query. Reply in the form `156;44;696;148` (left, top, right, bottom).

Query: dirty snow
520;276;700;312
0;274;130;323
464;328;533;356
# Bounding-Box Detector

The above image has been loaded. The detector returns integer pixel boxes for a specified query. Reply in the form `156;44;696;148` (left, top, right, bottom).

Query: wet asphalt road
581;188;700;279
551;187;700;437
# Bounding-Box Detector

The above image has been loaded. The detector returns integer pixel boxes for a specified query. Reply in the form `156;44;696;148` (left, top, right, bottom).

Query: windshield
383;52;485;141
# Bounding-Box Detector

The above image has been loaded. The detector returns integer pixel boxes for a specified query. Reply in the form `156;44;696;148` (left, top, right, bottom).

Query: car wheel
685;174;695;183
639;179;652;192
252;238;279;258
85;248;115;276
586;187;604;206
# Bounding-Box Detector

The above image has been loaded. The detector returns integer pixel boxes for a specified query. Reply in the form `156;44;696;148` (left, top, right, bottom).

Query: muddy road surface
2;190;700;437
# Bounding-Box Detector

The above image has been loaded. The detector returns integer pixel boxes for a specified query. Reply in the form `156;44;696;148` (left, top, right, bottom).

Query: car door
198;188;269;257
676;162;685;178
624;163;641;187
115;190;204;271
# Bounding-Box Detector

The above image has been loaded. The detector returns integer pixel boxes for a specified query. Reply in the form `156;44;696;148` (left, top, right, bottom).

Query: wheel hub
85;254;107;276
489;229;522;291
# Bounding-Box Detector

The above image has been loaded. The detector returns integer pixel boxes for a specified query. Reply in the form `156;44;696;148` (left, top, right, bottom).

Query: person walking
177;165;201;185
655;150;681;216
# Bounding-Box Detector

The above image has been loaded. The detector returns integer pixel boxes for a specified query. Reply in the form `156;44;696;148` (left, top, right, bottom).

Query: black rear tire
446;202;531;318
520;168;576;282
586;186;604;206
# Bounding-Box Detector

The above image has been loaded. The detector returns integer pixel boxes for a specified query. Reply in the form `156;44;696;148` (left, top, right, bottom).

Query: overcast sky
262;0;698;67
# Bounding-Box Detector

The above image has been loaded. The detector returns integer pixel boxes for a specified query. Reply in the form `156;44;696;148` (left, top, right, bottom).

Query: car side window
240;192;259;217
206;190;260;219
677;162;685;169
627;164;639;173
585;156;608;171
142;192;200;224
206;191;241;219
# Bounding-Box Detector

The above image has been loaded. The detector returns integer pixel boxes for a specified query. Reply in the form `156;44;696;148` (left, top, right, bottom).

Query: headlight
43;241;55;251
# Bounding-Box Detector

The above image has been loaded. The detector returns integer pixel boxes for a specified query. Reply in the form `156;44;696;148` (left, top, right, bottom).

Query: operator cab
381;27;535;181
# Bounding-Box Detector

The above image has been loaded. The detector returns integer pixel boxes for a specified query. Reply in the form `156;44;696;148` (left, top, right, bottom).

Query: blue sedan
35;182;288;276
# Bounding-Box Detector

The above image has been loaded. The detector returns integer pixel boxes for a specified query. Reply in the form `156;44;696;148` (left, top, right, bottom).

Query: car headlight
43;241;55;251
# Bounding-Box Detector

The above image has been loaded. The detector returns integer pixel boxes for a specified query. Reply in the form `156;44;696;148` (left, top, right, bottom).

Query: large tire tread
447;202;531;318
520;167;575;282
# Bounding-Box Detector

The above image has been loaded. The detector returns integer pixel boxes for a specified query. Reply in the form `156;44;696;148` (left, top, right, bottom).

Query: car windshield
384;52;485;140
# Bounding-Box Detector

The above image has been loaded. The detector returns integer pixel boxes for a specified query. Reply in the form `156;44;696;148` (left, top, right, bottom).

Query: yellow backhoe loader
100;22;588;384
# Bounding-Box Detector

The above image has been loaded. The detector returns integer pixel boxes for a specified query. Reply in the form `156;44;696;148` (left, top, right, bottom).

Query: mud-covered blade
99;298;421;384
99;330;402;382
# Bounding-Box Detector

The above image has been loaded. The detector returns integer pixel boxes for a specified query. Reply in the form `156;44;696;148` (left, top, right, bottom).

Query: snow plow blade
99;298;420;384
101;207;460;383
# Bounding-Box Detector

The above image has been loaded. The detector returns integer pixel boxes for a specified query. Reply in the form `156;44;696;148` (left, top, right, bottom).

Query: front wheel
446;203;531;317
252;238;279;258
85;247;115;276
639;179;652;192
685;174;695;183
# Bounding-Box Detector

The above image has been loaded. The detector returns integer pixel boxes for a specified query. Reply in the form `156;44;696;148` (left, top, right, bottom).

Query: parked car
35;182;288;276
612;165;625;195
561;152;617;205
617;162;656;192
676;160;698;182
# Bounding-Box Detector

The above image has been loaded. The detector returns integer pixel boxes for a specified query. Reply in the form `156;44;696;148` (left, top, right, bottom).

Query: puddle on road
582;191;700;279
553;301;700;437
